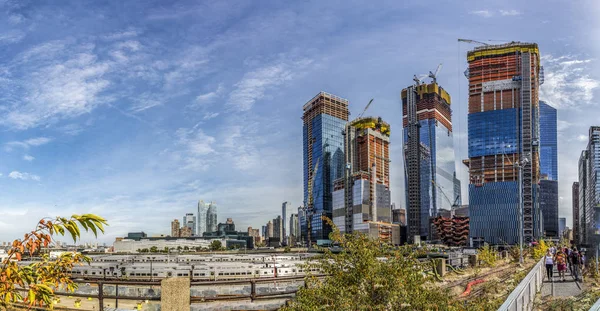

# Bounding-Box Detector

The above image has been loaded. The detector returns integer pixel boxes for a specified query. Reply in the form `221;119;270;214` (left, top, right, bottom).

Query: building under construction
332;117;398;244
301;92;349;245
466;42;543;246
402;81;459;243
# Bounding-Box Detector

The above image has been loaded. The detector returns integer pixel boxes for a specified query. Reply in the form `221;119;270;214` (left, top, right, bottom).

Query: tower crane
457;38;490;46
428;63;443;84
357;98;374;119
431;179;461;218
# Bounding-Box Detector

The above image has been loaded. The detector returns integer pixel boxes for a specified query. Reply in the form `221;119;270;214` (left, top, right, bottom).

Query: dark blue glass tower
302;92;349;244
539;101;559;237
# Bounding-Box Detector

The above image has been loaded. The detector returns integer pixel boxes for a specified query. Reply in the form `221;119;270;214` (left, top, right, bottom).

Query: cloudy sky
1;0;599;243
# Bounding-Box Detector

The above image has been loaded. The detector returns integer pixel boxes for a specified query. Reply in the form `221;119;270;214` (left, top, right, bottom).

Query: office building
559;218;566;237
538;101;558;237
289;213;299;245
207;202;218;233
302;92;349;244
266;221;274;239
392;208;406;226
332;116;392;240
573;182;580;244
403;79;457;242
273;216;283;239
578;126;600;246
171;219;181;237
180;226;192;237
282;202;291;245
197;200;208;236
466;42;542;245
297;206;306;243
183;213;197;236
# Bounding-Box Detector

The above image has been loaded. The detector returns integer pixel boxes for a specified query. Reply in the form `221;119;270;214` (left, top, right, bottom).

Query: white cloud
23;155;34;161
0;30;25;44
174;128;217;171
577;134;588;142
8;171;40;181
102;29;140;41
499;10;521;16
203;112;220;120
469;10;493;18
5;137;53;151
540;55;600;109
1;50;111;130
227;59;312;111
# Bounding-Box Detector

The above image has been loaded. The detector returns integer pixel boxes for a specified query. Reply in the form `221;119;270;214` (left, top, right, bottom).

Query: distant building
289;213;299;245
183;213;196;236
266;221;274;239
392;208;406;226
539;101;558;238
559;218;566;237
197;200;208;236
577;126;600;247
171;219;181;237
302;92;349;245
282;202;291;245
273;216;283;239
180;226;192;237
127;232;147;239
247;227;261;244
207;203;218;233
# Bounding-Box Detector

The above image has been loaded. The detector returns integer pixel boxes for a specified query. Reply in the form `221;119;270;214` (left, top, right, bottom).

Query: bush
478;244;498;267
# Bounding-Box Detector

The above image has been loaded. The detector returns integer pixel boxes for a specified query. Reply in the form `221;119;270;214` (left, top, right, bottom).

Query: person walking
545;249;554;282
555;249;567;282
566;247;573;273
571;247;581;281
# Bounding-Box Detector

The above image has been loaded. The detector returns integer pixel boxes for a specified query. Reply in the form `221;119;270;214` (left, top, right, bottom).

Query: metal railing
589;297;600;311
497;258;545;311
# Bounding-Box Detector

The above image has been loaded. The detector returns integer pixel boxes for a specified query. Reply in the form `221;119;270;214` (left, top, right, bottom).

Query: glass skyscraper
302;92;349;244
578;126;600;246
539;101;558;237
466;42;542;245
402;82;457;241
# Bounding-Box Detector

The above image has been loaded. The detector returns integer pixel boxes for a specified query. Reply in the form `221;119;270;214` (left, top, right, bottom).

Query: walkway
540;266;584;298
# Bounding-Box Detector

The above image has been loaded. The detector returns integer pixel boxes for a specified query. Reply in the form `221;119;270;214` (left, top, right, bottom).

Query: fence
497;258;545;311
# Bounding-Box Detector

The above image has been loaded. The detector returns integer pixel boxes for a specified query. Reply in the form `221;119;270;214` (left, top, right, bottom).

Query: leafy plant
281;217;459;311
531;239;549;259
209;240;222;251
0;214;107;309
478;244;498;267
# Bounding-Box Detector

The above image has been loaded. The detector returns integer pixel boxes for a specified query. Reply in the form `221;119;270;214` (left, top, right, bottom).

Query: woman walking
545;249;554;282
555;249;567;281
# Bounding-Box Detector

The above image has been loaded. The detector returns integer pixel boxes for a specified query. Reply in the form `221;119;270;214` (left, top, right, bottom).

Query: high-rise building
577;126;600;246
282;202;290;244
207;202;218;233
266;221;274;239
197;200;208;236
559;218;566;237
171;219;181;237
332;116;392;238
392;208;406;226
302;92;349;244
273;216;283;239
297;206;306;243
183;213;196;236
466;42;542;245
402;80;456;242
573;182;580;244
538;101;558;237
289;213;299;245
180;226;192;237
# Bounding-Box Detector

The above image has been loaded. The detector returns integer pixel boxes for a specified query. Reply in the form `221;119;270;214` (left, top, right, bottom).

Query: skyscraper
266;220;274;239
289;213;299;245
207;202;218;233
197;200;208;236
171;219;181;237
559;218;566;237
183;213;197;236
281;201;290;244
466;42;542;245
573;182;580;244
539;101;558;237
332;116;392;238
273;216;283;241
302;92;349;244
402;80;456;242
578;126;600;246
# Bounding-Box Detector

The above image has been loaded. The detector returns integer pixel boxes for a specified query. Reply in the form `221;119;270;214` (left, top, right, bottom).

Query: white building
113;238;227;253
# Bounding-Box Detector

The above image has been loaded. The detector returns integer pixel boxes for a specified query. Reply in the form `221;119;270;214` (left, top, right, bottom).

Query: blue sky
1;0;599;243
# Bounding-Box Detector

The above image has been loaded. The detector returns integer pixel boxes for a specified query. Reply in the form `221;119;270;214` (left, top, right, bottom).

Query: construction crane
306;157;320;249
457;38;490;46
431;179;461;218
357;98;374;119
428;63;443;84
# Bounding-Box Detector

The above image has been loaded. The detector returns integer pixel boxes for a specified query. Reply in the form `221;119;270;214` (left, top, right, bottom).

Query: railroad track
440;265;515;290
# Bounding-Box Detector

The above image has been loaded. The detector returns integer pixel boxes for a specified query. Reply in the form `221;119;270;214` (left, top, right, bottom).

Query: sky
1;0;599;243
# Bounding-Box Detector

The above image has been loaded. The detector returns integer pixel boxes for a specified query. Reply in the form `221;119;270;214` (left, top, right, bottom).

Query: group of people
544;246;585;282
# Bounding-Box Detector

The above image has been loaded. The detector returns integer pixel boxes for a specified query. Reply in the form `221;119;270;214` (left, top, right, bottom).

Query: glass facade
539;102;558;181
469;182;519;246
403;118;456;237
303;114;346;241
468;108;520;157
539;180;559;237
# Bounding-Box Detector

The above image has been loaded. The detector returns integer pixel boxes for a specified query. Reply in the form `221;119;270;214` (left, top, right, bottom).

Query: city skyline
1;1;600;243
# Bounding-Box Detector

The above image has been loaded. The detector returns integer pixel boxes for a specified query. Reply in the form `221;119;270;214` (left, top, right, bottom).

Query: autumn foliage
0;214;107;309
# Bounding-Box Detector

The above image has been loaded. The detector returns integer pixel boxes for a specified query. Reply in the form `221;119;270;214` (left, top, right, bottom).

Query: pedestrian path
540;266;583;298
